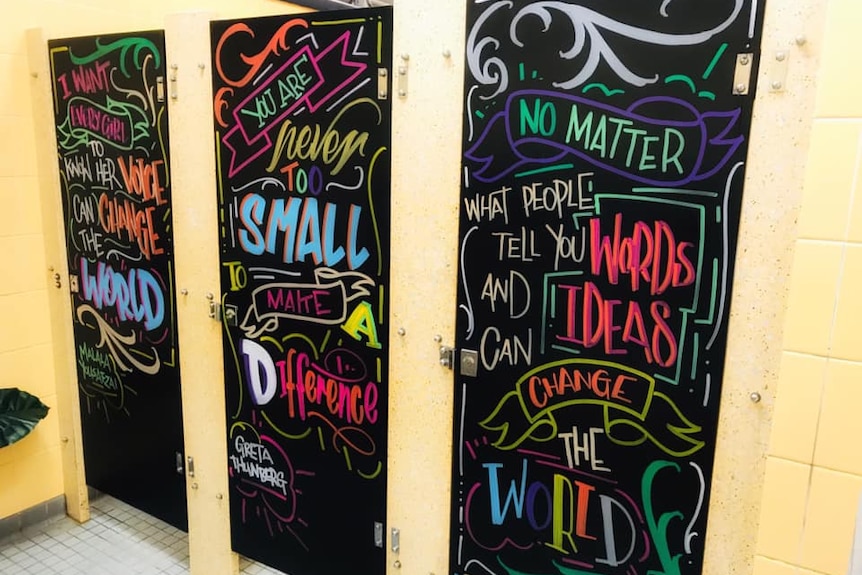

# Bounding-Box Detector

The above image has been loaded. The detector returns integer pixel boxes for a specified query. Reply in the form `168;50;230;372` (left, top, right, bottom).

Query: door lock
460;349;478;377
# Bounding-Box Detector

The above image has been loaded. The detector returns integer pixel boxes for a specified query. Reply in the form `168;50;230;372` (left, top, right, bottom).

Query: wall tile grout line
756;553;831;575
795;237;862;247
792;118;862;571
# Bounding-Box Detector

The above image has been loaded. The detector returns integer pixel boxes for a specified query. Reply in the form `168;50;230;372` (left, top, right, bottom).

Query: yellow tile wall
0;3;61;517
756;0;862;573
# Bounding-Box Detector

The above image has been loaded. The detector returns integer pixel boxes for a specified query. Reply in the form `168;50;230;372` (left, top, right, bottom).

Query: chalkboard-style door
48;32;187;530
451;2;763;575
211;8;392;575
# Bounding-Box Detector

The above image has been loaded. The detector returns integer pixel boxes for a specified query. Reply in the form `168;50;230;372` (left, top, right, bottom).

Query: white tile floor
0;493;284;574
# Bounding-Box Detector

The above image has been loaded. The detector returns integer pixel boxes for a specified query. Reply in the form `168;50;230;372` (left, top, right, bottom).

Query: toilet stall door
48;31;188;531
210;8;393;575
450;1;765;574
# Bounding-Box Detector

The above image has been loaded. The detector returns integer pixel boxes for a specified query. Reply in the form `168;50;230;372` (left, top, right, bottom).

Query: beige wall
754;1;862;574
704;0;827;571
0;0;846;575
0;2;59;520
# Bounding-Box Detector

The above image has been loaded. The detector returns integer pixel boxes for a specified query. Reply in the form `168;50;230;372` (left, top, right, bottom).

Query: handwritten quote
211;10;392;575
451;2;762;575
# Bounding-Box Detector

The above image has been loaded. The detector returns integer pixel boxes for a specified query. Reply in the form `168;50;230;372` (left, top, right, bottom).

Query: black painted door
451;2;764;574
211;8;392;575
48;31;187;530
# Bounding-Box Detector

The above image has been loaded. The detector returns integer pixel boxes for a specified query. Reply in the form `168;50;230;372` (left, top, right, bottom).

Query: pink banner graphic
221;31;367;177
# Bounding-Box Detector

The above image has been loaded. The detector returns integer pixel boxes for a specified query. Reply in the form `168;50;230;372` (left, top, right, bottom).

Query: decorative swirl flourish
230;176;286;194
76;304;160;374
325;166;364;192
109;53;157;125
467;1;514;100
214;86;234;128
308;411;376;457
459;226;479;339
214;19;309;88
512;0;744;89
69;37;160;79
468;0;744;97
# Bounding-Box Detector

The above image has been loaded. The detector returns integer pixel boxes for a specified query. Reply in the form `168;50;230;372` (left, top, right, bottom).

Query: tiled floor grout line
0;495;285;575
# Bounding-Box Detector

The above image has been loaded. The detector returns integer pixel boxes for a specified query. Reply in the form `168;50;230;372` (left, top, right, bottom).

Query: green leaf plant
0;388;50;448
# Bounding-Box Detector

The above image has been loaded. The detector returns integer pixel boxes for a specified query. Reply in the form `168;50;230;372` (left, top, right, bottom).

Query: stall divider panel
48;31;187;531
210;8;392;575
450;2;765;574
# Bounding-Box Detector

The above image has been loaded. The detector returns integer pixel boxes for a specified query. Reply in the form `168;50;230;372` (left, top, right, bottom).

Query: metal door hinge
733;53;753;95
169;64;178;100
391;527;400;553
397;53;408;98
374;522;384;548
69;274;79;293
767;50;789;92
175;452;184;475
187;456;195;478
378;68;388;99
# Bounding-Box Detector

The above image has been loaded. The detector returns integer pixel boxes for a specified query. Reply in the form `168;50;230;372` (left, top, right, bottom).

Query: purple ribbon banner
466;90;743;187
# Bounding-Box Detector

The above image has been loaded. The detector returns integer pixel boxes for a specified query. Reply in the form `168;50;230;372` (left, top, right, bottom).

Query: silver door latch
439;346;455;369
460;349;478;377
208;301;221;321
440;347;479;376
